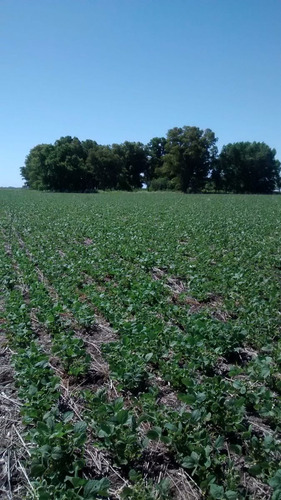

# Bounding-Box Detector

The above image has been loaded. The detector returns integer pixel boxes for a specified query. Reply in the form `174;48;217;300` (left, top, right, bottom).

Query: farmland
0;190;281;499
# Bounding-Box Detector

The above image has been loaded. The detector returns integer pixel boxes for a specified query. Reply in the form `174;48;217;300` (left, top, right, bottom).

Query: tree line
21;126;280;194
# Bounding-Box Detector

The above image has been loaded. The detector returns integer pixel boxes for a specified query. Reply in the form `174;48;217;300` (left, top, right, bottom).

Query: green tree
21;137;95;191
81;140;99;191
146;137;167;186
86;145;121;190
218;142;280;193
112;141;148;190
49;136;87;191
21;143;54;190
161;126;218;192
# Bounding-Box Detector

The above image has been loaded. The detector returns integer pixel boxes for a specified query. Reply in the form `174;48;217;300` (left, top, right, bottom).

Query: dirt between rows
152;267;231;322
0;319;28;498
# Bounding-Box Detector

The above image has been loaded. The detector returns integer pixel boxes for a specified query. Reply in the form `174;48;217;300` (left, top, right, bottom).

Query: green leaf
181;378;193;388
51;446;63;460
178;393;196;404
160;435;171;444
269;470;281;489
38;444;51;457
84;478;110;498
121;486;134;498
229;443;242;455
30;463;45;477
66;476;86;488
129;469;141;482
182;451;200;469
225;491;238;500
62;411;74;422
145;352;153;362
38;491;51;500
249;464;262;476
164;422;178;432
209;483;224;499
272;491;281;500
98;423;112;437
36;421;48;433
191;409;201;422
73;421;87;434
214;435;224;449
116;409;129;425
147;429;161;440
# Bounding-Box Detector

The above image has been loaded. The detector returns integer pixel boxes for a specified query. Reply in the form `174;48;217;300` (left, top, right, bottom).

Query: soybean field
0;190;281;500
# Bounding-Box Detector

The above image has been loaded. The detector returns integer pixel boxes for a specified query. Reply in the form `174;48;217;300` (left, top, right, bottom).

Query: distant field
1;190;281;499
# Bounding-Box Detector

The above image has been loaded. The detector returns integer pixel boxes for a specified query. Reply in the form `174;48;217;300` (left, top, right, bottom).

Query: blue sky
0;0;280;187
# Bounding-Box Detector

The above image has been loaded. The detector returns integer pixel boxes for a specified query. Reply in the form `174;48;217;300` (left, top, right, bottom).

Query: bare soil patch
152;268;231;322
0;327;28;499
152;267;186;294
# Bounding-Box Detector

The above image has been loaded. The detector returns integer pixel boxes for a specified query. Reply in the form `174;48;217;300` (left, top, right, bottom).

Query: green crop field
0;190;281;499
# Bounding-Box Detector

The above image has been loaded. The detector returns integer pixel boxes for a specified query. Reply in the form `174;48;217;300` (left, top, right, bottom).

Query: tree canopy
21;138;147;192
214;142;280;193
161;126;218;192
21;129;280;194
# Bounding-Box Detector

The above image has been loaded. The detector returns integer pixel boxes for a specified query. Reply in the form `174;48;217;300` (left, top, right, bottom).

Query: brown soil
152;267;186;294
0;326;29;498
152;268;231;322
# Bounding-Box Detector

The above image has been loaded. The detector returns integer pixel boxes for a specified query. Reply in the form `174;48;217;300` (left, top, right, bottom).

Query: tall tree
146;137;167;186
22;137;92;191
218;142;280;193
86;145;121;190
49;136;87;191
161;126;218;192
112;141;148;190
21;143;54;190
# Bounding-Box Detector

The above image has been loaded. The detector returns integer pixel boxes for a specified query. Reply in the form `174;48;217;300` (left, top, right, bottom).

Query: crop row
0;232;114;498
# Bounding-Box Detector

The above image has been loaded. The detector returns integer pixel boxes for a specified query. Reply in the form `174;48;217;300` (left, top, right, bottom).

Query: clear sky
0;0;280;187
